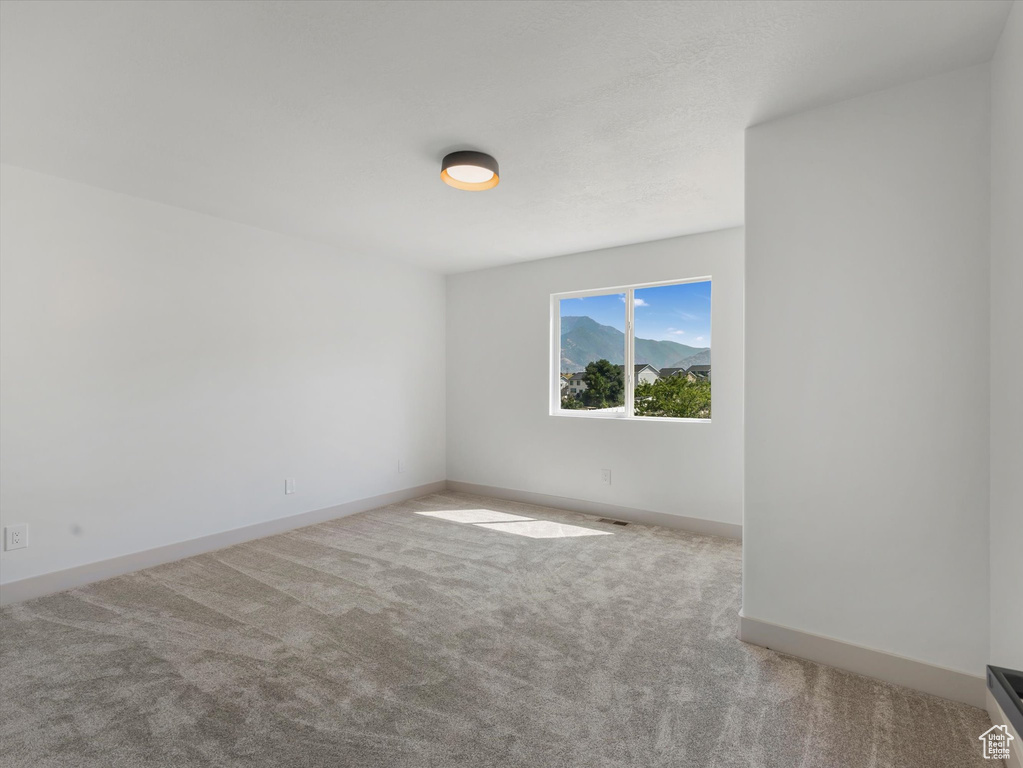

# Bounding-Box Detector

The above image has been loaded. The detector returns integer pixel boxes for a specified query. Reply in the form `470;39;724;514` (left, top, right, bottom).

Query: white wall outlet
4;524;28;551
397;459;406;474
285;478;296;495
600;469;612;485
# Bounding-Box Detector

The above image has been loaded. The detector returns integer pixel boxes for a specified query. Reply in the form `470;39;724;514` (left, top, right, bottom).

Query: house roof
659;367;686;377
568;373;587;382
687;365;711;373
635;364;658;374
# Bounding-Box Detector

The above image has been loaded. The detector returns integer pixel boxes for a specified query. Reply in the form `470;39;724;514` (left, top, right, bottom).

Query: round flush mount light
440;150;500;191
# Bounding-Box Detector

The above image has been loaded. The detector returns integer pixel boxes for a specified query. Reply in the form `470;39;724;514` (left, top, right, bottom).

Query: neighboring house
634;364;660;385
655;366;711;383
565;372;588;396
686;364;711;382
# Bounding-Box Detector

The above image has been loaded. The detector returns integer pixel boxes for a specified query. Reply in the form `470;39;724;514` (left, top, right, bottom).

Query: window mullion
625;288;635;417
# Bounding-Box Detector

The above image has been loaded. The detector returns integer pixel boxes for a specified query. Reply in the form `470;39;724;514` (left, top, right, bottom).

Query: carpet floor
1;491;992;767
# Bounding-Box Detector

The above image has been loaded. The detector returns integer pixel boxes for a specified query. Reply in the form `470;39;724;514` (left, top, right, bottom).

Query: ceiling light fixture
440;150;499;191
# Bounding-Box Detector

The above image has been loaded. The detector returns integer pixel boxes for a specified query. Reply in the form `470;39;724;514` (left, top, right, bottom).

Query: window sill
551;411;711;424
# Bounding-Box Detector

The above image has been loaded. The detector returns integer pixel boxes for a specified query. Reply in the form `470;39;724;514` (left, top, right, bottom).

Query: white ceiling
0;0;1012;273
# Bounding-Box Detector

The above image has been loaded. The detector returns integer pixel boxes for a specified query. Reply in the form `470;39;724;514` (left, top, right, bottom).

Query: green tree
561;394;585;409
635;375;711;418
582;359;624;409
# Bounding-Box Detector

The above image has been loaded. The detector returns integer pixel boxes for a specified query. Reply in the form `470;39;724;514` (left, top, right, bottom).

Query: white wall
744;66;991;675
0;165;446;585
446;228;743;526
990;2;1023;673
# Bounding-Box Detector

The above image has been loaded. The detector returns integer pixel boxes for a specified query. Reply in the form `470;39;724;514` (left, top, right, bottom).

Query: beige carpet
0;492;992;767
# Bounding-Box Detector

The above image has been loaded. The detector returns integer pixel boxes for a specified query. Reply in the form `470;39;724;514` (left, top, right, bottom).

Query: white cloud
671;330;686;335
695;336;704;342
634;298;648;306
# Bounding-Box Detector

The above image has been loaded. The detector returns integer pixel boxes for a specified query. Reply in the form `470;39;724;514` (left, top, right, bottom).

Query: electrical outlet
4;524;28;551
600;469;612;485
397;459;406;474
285;478;296;495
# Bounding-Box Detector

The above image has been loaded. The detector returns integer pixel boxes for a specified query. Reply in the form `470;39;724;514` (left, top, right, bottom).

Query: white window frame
550;276;712;422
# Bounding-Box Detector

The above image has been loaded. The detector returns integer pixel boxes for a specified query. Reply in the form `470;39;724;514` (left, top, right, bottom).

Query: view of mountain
560;316;709;373
670;348;711;369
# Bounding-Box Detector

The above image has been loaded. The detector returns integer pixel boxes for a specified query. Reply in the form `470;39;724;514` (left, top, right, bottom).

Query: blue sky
560;280;711;347
560;292;626;330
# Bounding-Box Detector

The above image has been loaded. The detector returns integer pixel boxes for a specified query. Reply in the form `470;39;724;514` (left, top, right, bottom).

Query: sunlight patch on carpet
473;520;613;539
414;508;533;524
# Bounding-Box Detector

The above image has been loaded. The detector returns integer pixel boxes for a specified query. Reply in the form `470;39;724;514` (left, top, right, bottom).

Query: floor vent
597;518;629;526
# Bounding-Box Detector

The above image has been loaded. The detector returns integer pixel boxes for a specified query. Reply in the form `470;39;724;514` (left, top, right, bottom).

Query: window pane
632;281;711;419
559;293;625;413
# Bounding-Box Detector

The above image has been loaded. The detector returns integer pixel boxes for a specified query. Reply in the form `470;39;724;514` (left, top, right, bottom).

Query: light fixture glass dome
441;151;499;191
445;165;494;184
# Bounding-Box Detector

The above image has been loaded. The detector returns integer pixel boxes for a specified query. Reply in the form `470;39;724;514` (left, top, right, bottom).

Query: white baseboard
0;481;447;606
738;612;986;709
988;689;1023;768
445;480;742;540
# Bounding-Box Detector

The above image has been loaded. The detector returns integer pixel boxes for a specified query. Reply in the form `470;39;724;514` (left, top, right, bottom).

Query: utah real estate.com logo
979;724;1014;760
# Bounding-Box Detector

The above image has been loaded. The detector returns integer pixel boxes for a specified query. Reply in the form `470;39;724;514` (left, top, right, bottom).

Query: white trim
0;481;447;606
625;287;636;416
550;292;563;413
553;274;713;300
987;689;1023;768
738;612;986;708
445;480;741;540
551;411;712;424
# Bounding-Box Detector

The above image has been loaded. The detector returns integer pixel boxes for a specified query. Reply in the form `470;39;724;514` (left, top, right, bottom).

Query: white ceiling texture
0;0;1012;272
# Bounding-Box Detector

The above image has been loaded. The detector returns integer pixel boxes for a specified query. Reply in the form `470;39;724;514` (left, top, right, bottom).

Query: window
551;278;711;420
